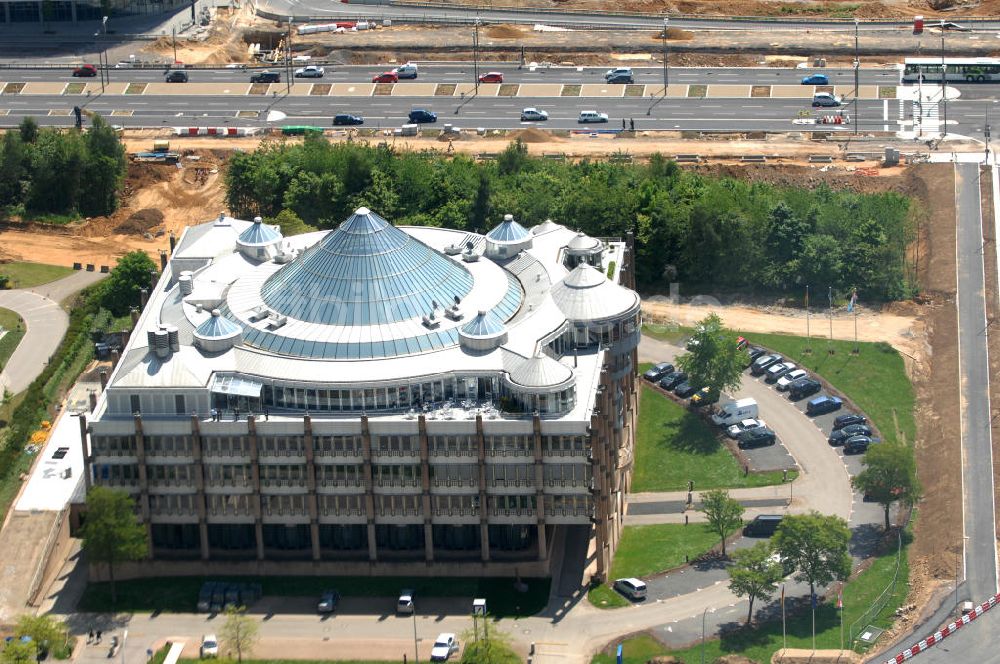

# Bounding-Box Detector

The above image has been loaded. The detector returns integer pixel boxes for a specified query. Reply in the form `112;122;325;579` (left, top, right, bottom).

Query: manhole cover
857;625;884;645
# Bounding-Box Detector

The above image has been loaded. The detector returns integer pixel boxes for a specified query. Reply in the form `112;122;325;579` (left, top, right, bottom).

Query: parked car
165;70;188;83
776;369;808;391
197;582;218;612
658;371;687;391
743;514;782;537
408;109;437;123
801;73;829;85
643;362;675;382
612;577;647;600
578;110;609;123
478;71;504;83
372;71;398;83
712;397;758;427
812;92;842;107
750;354;784;376
250;70;280;83
200;635;219;659
430;633;459;661
787;377;822;401
294;65;325;78
727;417;767;439
828;424;873;446
606;72;634;84
833;413;867;430
520;107;549;121
765;361;796;383
736;336;749;350
604;67;633;81
72;64;98;77
844;434;874;454
806;395;843;416
746;345;768;365
317;589;340;613
397;589;415;614
394;63;419;79
333;114;364;126
738;427;777;449
689;387;718;407
673;382;697;398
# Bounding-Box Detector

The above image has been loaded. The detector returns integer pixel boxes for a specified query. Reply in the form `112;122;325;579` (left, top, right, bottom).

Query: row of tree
0;117;127;218
225;137;916;300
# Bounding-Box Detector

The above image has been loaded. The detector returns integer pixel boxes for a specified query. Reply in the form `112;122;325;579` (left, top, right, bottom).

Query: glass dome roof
461;310;506;338
487;214;530;243
238;217;282;246
259;208;475;326
195;309;242;338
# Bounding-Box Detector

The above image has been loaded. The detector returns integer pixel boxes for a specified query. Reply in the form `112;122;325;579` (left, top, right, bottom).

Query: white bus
902;57;1000;83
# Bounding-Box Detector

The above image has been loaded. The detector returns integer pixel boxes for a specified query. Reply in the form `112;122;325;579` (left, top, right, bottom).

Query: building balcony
206;508;255;523
204;480;254;493
541;449;590;462
145;449;195;459
258;449;307;462
372;478;421;493
485;449;534;460
371;449;420;463
314;448;364;462
429;478;480;493
261;507;310;524
149;507;198;522
488;508;537;523
542;479;593;494
147;479;197;492
259;478;308;492
96;478;140;491
431;507;480;525
315;479;367;494
317;508;367;524
486;479;535;494
428;449;478;463
543;506;593;524
202;449;251;461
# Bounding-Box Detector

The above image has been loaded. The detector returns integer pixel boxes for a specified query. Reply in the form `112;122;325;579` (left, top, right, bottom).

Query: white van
711;397;758;427
613;577;647;600
578;110;609;124
394;63;418;79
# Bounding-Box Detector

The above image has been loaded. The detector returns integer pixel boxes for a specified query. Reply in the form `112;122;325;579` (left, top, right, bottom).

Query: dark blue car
333;114;364;126
801;73;829;85
806;395;843;416
408;109;437;123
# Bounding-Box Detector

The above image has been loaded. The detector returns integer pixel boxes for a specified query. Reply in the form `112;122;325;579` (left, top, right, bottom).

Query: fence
849;529;903;645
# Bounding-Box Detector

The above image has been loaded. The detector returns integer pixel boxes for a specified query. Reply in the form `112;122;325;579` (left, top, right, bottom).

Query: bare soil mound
510;127;562;143
115;209;165;235
486;24;528;39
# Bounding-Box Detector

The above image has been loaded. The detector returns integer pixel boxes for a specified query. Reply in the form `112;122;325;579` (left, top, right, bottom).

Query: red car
372;71;398;83
478;72;504;83
72;64;98;77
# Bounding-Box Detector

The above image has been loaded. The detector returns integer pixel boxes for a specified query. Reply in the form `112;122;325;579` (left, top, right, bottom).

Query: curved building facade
81;209;640;579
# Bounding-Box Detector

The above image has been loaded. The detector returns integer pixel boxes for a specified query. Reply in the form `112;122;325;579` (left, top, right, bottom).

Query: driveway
0;270;105;394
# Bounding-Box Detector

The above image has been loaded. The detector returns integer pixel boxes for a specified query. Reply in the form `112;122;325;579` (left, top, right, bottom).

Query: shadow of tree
660;411;723;456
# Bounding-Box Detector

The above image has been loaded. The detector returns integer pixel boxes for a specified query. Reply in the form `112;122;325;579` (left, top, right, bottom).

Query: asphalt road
11;65;902;86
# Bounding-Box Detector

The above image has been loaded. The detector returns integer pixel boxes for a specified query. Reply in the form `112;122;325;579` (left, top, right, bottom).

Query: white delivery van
711;397;758;427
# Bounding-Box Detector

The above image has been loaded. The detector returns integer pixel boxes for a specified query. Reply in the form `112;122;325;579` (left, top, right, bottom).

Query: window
130;395;141;414
174;395;186;415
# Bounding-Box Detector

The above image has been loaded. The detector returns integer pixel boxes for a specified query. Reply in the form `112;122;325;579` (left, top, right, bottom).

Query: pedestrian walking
96;630;102;644
87;630;94;645
622;118;626;130
629;118;635;131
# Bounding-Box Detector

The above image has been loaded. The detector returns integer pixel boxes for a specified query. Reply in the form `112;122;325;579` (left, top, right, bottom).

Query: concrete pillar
71;0;76;22
476;414;490;562
88;390;97;412
191;415;210;561
255;522;265;560
5;4;11;23
361;415;377;561
423;521;434;563
133;414;154;558
98;368;108;390
537;521;547;561
36;1;42;24
247;416;264;560
303;415;320;561
199;522;210;560
78;413;91;492
418;414;433;563
532;414;547;561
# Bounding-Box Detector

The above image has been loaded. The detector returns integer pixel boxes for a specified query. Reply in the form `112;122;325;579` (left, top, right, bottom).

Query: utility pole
853;18;859;136
662;17;669;100
411;611;419;664
473;18;481;94
286;17;292;95
172;26;177;64
986;102;992;163
941;22;947;141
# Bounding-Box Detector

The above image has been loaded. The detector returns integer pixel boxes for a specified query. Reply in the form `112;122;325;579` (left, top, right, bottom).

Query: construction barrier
881;593;1000;663
173;127;259;137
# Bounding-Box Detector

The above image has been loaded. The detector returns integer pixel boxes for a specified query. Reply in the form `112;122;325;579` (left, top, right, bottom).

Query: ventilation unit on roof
454;295;461;305
444;243;462;256
422;313;440;329
249;305;269;322
462;248;480;263
267;312;287;329
444;305;463;322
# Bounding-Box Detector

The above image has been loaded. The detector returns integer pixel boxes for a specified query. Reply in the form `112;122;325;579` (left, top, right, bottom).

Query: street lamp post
286;17;292;95
941;22;948;141
986;103;992;163
473;18;481;94
172;26;177;64
411;612;419;664
662;17;669;99
700;607;709;664
853;18;859;136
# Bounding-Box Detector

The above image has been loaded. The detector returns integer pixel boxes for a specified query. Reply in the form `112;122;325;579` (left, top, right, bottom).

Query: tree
460;621;518;664
0;132;26;207
79;115;127;216
220;605;258;664
96;250;158;316
699;489;745;557
270;209;317;236
675;313;745;400
18;117;38;144
851;442;922;531
773;511;851;597
727;541;784;624
79;487;148;605
0;638;35;664
15;614;68;655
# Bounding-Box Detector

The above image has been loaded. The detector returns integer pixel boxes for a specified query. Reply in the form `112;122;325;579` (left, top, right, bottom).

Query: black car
833;413;867;430
408;109;437;123
251;70;281;83
747;346;767;362
750;354;783;376
643;362;674;382
658;371;687;391
828;424;873;446
689;387;719;408
787;377;822;401
844;435;874;454
673;382;698;398
738;427;776;449
165;70;188;83
333;114;364;126
606;73;634;84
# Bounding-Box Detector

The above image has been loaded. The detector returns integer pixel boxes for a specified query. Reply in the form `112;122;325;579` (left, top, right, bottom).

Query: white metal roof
550;264;641;323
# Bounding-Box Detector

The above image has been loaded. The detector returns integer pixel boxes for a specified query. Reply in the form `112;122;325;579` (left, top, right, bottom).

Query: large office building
80;208;640;578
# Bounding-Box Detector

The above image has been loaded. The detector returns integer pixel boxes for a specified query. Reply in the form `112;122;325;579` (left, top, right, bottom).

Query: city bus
902;57;1000;83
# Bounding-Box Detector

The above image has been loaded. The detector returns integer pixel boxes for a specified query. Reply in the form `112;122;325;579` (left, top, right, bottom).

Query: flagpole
811;592;816;653
804;285;811;354
781;584;787;652
852;289;859;355
827;286;834;354
839;585;844;651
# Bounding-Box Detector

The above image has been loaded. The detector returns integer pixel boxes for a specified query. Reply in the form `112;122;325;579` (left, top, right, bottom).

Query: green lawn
591;525;911;663
79;575;549;618
588;523;720;609
634;383;791;491
0;262;73;289
180;660;401;664
746;333;915;446
0;307;25;373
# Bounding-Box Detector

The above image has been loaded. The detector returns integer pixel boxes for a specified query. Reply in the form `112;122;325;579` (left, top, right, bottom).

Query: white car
397;589;415;614
776;369;807;391
429;633;459;661
394;63;419;79
294;65;325;78
578;110;609;124
520;107;549;122
726;418;767;439
604;66;633;80
200;634;219;659
612;577;647;600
